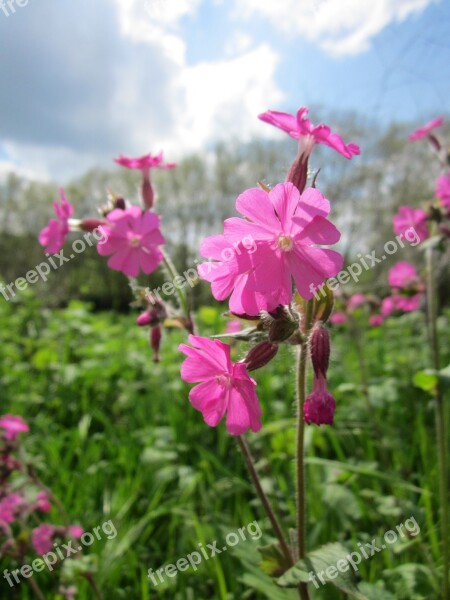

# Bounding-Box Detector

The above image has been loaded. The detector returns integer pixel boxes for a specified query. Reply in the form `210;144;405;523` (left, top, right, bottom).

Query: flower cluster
0;414;84;593
179;106;360;435
39;152;175;278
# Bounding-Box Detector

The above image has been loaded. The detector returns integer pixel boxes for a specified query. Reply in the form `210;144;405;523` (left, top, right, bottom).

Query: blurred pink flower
258;106;360;160
32;524;56;554
330;312;347;325
225;320;241;334
179;335;262;435
304;373;336;426
97;206;165;277
35;491;51;513
436;174;450;209
0;493;24;525
382;293;422;317
0;414;29;440
38;189;74;254
369;315;383;327
198;184;343;314
408;117;444;141
114;152;176;171
388;261;418;290
347;293;366;310
392;206;429;243
67;525;84;538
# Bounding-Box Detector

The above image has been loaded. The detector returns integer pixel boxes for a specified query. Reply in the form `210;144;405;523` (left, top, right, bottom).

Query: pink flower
38;189;74;254
347;293;366;310
97;206;165;277
114;152;176;209
388;261;418;290
67;525;84;538
392;206;429;243
0;493;24;525
258;106;360;160
382;293;422;317
396;294;423;313
225;320;241;334
179;335;262;435
369;315;383;327
35;491;51;513
0;414;29;440
408;117;444;141
330;312;347;325
198;184;343;315
436;174;450;209
304;373;336;426
32;524;56;554
114;152;176;171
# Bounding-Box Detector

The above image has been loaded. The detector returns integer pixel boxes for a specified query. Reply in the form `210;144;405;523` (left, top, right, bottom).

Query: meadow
1;291;448;599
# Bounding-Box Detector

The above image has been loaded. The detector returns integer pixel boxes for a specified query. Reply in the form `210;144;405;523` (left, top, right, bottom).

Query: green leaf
277;542;366;598
358;581;395;599
258;543;292;577
412;369;438;393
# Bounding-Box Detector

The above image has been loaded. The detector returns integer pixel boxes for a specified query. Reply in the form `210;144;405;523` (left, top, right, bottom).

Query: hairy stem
237;436;294;566
426;246;449;600
295;302;312;600
161;250;194;332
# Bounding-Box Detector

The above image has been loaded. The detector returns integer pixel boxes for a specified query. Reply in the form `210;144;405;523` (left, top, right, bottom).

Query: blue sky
0;0;449;180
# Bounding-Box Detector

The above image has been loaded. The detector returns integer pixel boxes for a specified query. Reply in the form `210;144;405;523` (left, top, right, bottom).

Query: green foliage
0;296;448;598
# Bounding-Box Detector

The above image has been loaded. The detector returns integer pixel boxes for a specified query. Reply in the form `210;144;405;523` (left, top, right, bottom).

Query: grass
0;292;448;599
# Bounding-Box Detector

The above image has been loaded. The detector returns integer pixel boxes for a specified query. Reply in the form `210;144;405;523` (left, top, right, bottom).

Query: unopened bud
150;326;162;362
244;341;278;371
136;312;152;326
80;219;105;232
310;325;330;377
141;170;154;210
286;155;308;194
269;318;298;343
114;197;126;210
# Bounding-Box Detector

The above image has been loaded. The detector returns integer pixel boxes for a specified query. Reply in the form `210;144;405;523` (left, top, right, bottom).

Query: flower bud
141;170;154;210
136;312;152;326
150;326;162;362
244;341;278;371
114;197;126;210
79;219;105;232
304;373;336;425
310;325;330;377
287;154;308;194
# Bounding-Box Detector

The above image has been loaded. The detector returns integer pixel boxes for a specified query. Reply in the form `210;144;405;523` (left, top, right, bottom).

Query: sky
0;0;449;181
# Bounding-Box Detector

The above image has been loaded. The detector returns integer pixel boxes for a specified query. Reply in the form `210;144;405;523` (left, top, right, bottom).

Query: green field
1;293;448;599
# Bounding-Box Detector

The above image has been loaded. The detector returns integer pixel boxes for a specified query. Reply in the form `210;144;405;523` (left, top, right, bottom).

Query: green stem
237;436;294;566
161;250;193;332
426;247;449;600
295;302;312;600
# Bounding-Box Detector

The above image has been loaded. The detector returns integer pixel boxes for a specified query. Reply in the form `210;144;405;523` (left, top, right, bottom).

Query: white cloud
173;45;283;151
234;0;438;56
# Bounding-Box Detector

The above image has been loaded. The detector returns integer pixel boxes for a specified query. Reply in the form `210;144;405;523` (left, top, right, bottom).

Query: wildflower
408;117;443;142
435;174;450;209
38;189;74;254
259;106;360;160
369;315;383;327
330;312;347;325
347;293;366;311
0;493;24;525
67;525;84;538
0;415;29;440
97;206;165;277
179;335;262;435
388;262;419;290
392;206;429;243
304;373;336;425
114;152;176;209
35;491;51;513
32;524;56;554
198;183;343;314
